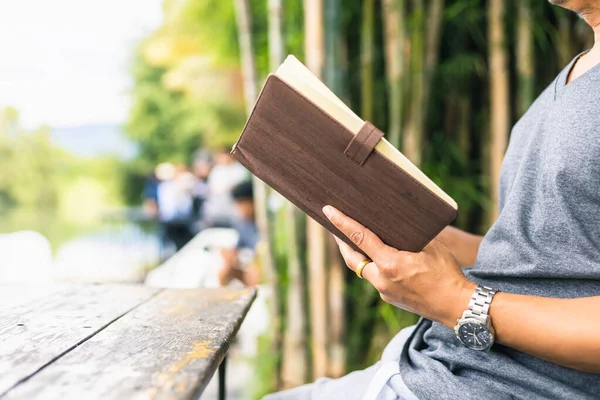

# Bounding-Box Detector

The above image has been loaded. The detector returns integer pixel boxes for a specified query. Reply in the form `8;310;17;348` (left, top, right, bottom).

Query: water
0;208;163;284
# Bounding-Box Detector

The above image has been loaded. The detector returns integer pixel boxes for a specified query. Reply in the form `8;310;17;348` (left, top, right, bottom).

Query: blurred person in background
190;150;213;232
204;147;247;227
155;162;195;252
218;180;260;287
141;171;160;219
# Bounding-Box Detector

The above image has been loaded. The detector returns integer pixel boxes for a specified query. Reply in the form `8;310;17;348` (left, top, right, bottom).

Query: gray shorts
263;325;419;400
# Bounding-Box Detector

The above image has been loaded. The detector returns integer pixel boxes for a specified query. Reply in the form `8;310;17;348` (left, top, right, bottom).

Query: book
231;55;457;253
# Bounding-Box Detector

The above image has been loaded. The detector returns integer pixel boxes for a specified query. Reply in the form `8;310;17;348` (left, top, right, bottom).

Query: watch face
457;320;493;350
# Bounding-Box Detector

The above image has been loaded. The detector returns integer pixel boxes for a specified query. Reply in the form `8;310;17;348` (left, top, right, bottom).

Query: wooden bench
0;283;256;399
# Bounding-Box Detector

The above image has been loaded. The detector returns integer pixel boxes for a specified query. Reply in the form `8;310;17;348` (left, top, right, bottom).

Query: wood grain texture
0;284;159;397
232;75;457;254
0;284;66;309
4;287;256;400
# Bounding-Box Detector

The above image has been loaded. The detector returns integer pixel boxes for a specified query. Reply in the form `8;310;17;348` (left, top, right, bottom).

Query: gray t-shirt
399;55;600;399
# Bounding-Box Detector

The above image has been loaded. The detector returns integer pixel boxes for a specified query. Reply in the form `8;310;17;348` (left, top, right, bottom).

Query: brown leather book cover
231;74;457;253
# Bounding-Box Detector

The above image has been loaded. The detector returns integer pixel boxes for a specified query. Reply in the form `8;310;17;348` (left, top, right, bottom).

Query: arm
218;248;260;287
324;206;600;375
436;226;483;267
440;282;600;373
481;293;600;373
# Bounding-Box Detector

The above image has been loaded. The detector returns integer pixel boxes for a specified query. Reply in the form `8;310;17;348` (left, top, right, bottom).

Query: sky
0;0;163;129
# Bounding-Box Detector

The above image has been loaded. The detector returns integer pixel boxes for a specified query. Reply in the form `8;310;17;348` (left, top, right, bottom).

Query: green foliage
421;132;488;233
283;0;305;62
125;55;204;166
0;109;73;210
124;51;247;179
0;108;127;248
180;0;241;64
252;333;282;399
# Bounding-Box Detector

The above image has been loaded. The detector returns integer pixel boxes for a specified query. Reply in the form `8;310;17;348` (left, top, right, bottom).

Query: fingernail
322;206;333;218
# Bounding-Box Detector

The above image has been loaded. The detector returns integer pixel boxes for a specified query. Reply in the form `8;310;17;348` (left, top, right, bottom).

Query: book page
275;55;457;210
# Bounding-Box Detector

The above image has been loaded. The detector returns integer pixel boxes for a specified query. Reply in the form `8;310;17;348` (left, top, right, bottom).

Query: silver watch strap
463;285;497;322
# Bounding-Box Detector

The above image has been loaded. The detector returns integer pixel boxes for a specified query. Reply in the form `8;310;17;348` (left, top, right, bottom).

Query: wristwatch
454;285;498;351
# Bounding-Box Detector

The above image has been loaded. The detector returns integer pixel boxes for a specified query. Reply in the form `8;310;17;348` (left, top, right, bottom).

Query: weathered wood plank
0;284;160;397
0;284;65;309
4;287;257;400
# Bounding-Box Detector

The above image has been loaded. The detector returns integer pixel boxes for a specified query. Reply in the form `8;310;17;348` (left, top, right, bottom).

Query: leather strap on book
344;121;384;166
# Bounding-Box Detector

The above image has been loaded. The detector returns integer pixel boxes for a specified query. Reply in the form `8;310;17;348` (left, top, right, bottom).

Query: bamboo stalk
457;95;471;159
303;0;329;381
423;0;444;116
269;0;285;72
403;0;424;166
324;0;345;378
517;0;534;117
266;0;285;390
326;234;345;377
233;0;277;309
382;0;406;149
304;0;324;76
233;0;258;111
281;204;309;388
556;10;572;67
361;0;375;122
488;0;510;222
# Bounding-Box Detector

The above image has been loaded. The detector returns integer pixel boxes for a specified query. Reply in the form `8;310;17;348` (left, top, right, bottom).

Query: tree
0;108;67;209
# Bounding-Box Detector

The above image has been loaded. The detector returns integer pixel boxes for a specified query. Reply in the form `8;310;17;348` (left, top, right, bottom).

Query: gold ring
355;258;372;279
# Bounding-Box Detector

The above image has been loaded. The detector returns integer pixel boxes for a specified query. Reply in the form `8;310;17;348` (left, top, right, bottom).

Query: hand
218;248;238;285
323;205;477;328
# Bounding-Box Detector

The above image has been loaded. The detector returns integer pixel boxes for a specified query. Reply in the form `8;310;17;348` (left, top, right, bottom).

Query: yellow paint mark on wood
168;340;216;373
221;288;251;301
152;340;217;397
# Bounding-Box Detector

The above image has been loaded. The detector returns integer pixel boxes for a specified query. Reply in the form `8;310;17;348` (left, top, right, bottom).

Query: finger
334;236;364;269
323;205;395;262
334;236;378;283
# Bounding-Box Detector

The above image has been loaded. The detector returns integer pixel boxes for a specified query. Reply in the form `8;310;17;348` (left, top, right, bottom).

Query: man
204;148;248;226
266;1;600;399
218;180;260;286
156;163;195;251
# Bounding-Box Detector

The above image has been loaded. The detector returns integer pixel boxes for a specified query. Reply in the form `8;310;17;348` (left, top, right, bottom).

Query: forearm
218;264;260;287
443;288;600;374
436;226;483;267
492;294;600;373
